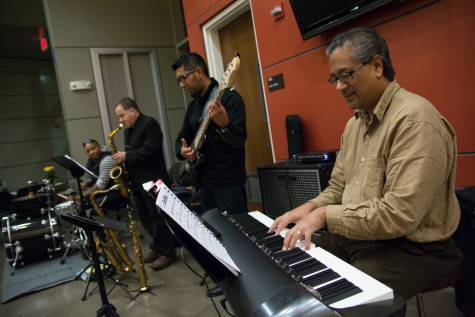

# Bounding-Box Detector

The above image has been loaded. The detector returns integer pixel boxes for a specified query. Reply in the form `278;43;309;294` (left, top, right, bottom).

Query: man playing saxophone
113;97;178;271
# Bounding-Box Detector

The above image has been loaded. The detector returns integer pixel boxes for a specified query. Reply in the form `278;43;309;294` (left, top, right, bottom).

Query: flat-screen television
289;0;395;40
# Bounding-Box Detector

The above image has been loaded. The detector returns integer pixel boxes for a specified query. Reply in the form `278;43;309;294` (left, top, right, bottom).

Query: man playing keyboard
269;27;462;300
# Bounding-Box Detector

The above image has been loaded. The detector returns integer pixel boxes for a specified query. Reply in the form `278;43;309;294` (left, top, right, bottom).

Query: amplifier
294;149;339;163
258;160;334;219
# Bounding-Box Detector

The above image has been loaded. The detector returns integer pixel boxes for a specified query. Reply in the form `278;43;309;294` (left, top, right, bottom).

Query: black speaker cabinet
286;114;303;159
454;186;475;315
258;160;334;219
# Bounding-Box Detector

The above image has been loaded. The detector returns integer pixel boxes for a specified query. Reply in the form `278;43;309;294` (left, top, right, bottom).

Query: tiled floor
0;208;466;317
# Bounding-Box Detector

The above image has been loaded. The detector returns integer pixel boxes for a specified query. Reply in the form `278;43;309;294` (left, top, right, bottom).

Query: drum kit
1;181;89;275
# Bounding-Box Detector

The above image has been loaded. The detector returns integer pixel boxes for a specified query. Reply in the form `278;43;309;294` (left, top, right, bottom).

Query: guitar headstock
220;52;240;90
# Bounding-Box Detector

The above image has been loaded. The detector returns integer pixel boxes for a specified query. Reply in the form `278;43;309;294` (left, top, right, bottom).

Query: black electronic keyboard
200;209;406;317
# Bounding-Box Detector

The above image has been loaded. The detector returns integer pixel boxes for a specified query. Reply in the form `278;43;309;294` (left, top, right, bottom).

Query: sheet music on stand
64;154;98;178
143;180;240;276
52;154;98;179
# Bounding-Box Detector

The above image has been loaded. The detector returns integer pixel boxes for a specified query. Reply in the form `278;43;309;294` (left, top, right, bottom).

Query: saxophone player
81;139;126;209
113;97;178;271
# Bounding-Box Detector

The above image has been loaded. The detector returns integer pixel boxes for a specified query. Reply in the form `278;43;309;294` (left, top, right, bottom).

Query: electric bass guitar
175;53;241;187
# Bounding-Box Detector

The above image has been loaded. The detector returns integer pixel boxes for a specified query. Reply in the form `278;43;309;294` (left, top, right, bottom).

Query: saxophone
90;186;134;275
109;124;132;198
128;211;150;292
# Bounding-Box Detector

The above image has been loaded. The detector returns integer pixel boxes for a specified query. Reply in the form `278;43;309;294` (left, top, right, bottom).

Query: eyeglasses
177;68;196;84
328;58;372;86
82;139;97;147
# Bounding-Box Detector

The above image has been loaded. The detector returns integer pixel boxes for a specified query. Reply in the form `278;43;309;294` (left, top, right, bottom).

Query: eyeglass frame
177;68;197;84
328;57;373;86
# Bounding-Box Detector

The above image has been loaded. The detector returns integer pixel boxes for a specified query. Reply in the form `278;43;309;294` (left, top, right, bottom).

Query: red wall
181;0;475;187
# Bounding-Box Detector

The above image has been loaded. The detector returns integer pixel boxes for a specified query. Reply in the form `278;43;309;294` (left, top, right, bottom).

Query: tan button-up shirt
311;81;460;242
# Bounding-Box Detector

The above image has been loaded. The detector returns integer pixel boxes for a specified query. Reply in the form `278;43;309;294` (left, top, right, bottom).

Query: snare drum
55;201;78;214
2;214;63;266
54;201;79;240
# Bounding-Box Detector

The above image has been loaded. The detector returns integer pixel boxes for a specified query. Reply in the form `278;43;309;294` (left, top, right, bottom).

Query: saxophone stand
130;260;162;301
129;196;165;300
60;212;122;317
131;282;159;300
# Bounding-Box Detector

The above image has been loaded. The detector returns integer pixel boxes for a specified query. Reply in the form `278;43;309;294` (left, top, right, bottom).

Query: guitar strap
201;84;219;120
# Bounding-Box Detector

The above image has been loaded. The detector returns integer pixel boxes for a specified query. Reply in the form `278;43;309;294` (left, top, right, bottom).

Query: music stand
52;155;92;266
84;215;134;301
52;155;109;304
52;154;97;217
145;184;235;284
60;212;122;317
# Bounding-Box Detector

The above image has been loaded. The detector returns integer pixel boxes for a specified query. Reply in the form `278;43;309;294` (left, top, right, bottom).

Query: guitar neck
189;53;240;152
191;84;225;151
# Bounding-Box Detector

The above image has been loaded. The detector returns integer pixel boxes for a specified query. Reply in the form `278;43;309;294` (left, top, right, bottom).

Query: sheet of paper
151;181;240;275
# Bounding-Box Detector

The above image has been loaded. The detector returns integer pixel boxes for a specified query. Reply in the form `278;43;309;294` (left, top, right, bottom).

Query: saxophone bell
110;166;122;180
109;166;130;198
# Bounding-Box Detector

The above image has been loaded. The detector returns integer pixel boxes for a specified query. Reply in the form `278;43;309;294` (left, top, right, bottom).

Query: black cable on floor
219;297;236;317
179;247;223;317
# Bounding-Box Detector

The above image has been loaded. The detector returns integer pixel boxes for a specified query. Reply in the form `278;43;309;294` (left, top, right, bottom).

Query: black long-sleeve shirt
175;79;247;186
125;113;170;190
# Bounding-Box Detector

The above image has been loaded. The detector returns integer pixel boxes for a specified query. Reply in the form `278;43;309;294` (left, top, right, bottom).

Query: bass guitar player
172;52;248;218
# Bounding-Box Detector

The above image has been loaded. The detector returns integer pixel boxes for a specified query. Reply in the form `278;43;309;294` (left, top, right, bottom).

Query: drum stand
8;242;22;276
60;217;90;265
38;182;68;262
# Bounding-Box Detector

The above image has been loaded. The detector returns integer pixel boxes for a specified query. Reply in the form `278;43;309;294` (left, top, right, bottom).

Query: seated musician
269;27;463;300
81;139;126;210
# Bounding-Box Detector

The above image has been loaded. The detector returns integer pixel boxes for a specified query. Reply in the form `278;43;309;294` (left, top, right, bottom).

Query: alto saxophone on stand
87;124;135;275
90;186;134;275
110;125;159;297
89;124;152;296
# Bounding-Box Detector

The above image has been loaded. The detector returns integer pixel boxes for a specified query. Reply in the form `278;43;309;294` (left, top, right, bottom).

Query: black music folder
58;212;126;233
